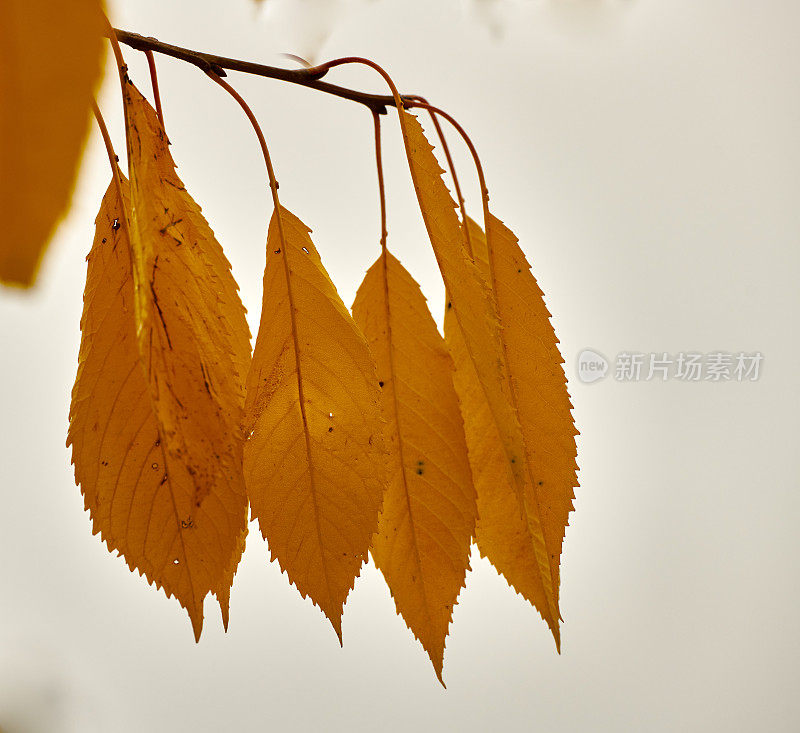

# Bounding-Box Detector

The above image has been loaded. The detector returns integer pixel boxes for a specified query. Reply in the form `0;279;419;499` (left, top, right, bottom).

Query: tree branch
112;29;418;115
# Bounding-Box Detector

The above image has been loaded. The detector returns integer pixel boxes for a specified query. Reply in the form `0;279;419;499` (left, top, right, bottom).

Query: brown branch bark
112;29;418;114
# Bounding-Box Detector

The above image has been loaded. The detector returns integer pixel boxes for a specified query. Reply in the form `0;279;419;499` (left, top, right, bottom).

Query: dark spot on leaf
274;248;281;254
111;219;120;231
378;381;384;387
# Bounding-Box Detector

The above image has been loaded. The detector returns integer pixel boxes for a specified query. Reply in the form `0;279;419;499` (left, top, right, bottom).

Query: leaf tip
433;660;447;689
330;614;344;646
189;607;204;643
219;597;230;633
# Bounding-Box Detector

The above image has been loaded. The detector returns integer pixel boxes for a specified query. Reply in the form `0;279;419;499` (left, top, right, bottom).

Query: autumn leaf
68;168;250;640
122;81;252;636
243;205;386;639
445;216;578;646
0;0;105;287
396;109;574;644
68;80;251;638
397;111;531;511
353;249;476;684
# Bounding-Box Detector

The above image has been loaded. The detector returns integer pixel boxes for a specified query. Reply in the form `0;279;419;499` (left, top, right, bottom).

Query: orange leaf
397;109;566;639
68;170;250;640
398;111;531;510
0;0;105;287
243;206;386;639
353;249;476;684
73;80;252;638
445;216;578;647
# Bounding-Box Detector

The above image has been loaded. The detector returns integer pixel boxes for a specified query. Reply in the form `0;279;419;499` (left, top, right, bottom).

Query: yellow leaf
398;109;565;638
243;206;386;639
352;250;476;684
398;111;531;513
445;216;578;647
0;0;105;287
68;172;250;640
123;81;250;636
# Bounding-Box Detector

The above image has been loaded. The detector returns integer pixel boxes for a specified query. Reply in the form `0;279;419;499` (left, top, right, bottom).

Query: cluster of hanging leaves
1;4;578;685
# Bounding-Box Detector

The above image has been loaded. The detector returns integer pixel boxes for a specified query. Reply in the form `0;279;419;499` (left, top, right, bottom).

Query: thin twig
112;29;417;114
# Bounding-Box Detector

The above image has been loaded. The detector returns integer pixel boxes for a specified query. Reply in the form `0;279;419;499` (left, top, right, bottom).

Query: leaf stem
204;71;282;216
145;49;166;128
91;100;119;177
103;18;127;86
371;112;388;253
101;16;135;180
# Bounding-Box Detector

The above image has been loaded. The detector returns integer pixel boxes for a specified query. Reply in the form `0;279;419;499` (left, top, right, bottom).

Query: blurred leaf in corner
0;0;105;288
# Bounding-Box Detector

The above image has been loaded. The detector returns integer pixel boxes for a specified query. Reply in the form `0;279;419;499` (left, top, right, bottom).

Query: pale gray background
1;0;798;730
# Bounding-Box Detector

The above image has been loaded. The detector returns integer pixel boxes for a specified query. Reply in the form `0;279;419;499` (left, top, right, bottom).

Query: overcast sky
1;0;798;731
